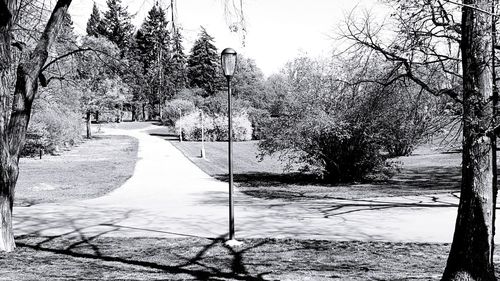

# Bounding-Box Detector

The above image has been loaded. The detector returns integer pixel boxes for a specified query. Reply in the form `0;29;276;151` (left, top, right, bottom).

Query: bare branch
41;47;91;72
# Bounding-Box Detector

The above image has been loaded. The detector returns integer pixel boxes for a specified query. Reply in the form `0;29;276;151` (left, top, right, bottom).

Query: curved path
13;126;498;243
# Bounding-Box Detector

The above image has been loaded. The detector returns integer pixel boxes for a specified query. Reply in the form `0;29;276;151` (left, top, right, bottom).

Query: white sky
68;0;382;76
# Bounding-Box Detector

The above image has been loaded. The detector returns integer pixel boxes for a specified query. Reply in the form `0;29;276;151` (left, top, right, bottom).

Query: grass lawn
4;124;489;280
164;131;461;200
2;235;488;281
15;134;138;206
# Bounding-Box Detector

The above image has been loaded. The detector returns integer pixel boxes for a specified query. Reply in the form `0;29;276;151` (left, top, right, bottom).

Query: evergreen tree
135;3;170;71
187;27;221;96
170;28;187;94
101;0;134;53
58;13;76;44
135;3;171;117
86;2;102;37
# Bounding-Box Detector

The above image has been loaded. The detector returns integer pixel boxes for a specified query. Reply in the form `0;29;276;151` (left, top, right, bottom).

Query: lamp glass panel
222;53;237;76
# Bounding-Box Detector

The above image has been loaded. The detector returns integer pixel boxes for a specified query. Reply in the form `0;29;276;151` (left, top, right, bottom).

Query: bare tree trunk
442;1;497;280
0;0;16;252
86;110;92;139
131;104;136;121
0;0;72;252
0;167;16;252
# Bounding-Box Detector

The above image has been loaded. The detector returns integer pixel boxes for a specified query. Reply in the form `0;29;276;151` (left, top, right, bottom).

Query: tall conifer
101;0;134;53
187;27;221;96
86;3;102;37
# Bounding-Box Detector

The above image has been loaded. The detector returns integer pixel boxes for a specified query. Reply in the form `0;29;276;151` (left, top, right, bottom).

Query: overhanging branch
41;47;92;72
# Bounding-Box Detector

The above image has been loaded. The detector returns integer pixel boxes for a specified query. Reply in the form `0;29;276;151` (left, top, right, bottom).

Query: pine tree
187;27;222;96
86;2;102;37
135;3;171;117
135;3;170;71
58;13;76;44
170;28;187;94
101;0;134;53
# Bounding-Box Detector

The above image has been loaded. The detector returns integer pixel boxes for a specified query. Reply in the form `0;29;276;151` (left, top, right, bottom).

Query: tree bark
86;110;92;139
0;0;72;252
131;104;136;121
442;1;497;280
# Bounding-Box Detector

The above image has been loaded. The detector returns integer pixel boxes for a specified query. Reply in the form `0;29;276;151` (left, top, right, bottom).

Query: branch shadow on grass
216;165;462;190
215;172;324;187
215;165;463;201
12;210;273;281
15;238;271;281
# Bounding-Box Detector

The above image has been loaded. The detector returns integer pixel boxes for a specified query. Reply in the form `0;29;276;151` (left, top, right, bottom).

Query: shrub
23;107;83;156
175;110;253;141
210;112;253;141
22;122;50;156
175;110;214;141
259;110;383;182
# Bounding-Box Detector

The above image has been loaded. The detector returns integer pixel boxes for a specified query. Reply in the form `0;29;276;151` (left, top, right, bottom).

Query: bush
175;110;213;141
22;122;51;156
23;107;83;156
260;110;383;182
175;110;253;141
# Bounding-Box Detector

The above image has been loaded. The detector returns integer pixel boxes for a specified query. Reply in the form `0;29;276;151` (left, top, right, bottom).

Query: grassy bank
15;134;138;206
1;235;481;281
167;136;461;200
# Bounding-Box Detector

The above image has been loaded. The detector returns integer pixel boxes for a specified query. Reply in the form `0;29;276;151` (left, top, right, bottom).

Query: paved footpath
13;126;499;243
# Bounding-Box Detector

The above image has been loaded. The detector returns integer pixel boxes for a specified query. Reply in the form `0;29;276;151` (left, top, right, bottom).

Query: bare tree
341;0;498;280
0;0;72;252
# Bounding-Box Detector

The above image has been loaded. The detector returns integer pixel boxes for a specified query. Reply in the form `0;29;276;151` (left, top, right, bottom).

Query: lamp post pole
179;108;182;142
220;47;241;246
201;111;206;159
227;76;235;240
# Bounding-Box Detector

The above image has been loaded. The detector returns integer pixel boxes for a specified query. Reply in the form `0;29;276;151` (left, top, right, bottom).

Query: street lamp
221;47;241;246
200;111;206;159
178;108;182;142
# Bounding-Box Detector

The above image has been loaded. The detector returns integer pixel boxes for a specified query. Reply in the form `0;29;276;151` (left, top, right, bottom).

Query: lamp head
221;48;237;78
